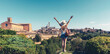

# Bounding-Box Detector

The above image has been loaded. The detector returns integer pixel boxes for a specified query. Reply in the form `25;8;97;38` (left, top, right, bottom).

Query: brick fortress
1;17;36;38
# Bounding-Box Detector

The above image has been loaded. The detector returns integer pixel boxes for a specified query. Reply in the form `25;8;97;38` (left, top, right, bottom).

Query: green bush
0;29;16;35
36;37;62;54
85;36;110;54
41;40;48;46
33;34;41;42
66;42;71;51
71;37;82;51
36;45;40;54
0;35;36;54
46;44;57;54
39;45;46;54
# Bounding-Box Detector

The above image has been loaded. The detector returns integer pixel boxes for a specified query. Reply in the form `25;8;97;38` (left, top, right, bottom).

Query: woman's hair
60;20;67;26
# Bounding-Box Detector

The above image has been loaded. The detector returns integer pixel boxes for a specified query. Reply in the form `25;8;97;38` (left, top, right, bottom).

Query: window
5;24;8;27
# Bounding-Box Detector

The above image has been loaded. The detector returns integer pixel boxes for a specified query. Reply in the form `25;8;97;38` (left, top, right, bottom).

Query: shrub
33;34;41;42
85;36;110;54
46;44;57;54
36;37;61;54
0;35;36;54
0;29;16;35
41;40;48;46
71;37;82;51
39;45;46;54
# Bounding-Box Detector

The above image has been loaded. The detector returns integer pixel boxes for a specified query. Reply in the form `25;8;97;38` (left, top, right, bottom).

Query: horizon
0;17;109;31
0;0;110;31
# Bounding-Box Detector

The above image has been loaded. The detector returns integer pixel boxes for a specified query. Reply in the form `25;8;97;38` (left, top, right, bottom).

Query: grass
56;49;73;54
59;52;72;54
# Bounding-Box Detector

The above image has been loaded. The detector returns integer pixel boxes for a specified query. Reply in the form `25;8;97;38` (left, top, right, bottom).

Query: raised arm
54;17;61;26
66;16;73;27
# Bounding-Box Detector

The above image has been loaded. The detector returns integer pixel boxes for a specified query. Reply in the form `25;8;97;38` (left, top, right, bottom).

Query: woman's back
61;28;67;34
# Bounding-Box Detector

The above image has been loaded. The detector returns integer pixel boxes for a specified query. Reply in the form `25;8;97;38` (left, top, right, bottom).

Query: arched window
5;24;8;27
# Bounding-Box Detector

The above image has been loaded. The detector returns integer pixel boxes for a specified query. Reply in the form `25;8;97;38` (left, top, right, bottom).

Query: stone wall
1;22;11;30
21;24;32;32
40;34;58;41
11;24;23;31
1;17;32;35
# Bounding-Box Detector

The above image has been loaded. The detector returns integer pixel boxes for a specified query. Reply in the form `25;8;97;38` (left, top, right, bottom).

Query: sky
0;0;110;31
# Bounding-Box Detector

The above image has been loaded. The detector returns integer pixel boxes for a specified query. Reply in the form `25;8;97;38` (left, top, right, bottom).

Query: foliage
0;29;16;35
36;37;62;54
71;37;82;51
0;35;36;54
33;34;41;42
18;34;26;38
73;31;102;40
66;41;71;51
85;36;110;54
39;45;46;54
36;31;110;54
36;45;40;54
36;36;88;54
41;40;48;46
46;44;57;54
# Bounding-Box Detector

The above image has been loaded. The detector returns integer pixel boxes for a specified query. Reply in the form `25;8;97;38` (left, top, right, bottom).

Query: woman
54;16;73;52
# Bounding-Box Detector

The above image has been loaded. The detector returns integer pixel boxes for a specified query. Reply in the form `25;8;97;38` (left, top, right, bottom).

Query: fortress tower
8;17;12;23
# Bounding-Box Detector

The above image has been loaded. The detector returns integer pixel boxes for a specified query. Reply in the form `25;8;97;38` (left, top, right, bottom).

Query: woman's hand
54;17;61;26
70;16;73;19
54;17;56;20
66;16;73;27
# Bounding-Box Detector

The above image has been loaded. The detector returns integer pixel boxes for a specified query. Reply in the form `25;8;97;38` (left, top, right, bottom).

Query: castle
1;17;36;38
1;17;32;32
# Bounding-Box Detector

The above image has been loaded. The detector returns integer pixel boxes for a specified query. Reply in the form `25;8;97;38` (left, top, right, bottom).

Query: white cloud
90;21;95;24
99;24;110;26
97;23;110;31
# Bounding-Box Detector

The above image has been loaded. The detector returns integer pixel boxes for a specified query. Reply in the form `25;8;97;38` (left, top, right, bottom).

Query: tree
0;29;16;35
33;34;41;42
85;36;110;54
36;45;40;54
39;45;46;54
66;41;71;51
36;37;62;54
0;35;36;54
41;40;48;46
71;37;82;51
46;44;57;54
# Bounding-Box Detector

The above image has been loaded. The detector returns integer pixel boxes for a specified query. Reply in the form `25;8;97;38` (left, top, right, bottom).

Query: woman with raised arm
54;16;73;52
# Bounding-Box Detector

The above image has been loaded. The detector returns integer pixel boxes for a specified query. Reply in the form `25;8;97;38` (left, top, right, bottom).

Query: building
1;17;32;32
0;24;1;29
1;17;36;38
37;22;60;35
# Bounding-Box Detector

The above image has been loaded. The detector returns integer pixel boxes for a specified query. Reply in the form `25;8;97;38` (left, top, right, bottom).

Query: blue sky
0;0;110;31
